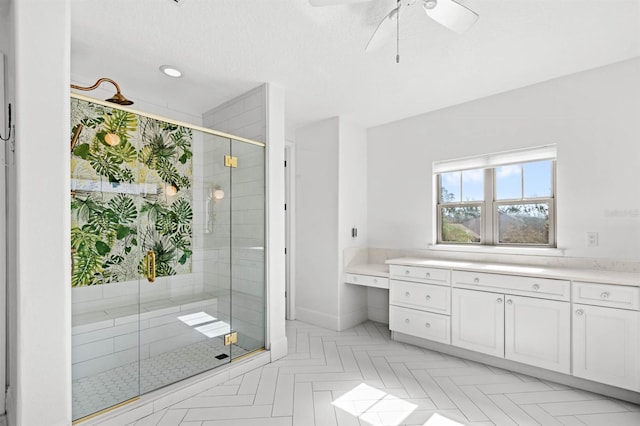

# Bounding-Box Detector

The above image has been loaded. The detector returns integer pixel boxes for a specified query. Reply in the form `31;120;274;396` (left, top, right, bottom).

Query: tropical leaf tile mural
70;98;193;286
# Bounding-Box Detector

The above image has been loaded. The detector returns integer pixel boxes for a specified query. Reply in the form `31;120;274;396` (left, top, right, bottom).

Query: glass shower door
136;130;233;395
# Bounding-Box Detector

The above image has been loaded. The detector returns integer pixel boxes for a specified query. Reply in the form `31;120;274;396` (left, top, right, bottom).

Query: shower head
71;77;134;106
105;92;134;106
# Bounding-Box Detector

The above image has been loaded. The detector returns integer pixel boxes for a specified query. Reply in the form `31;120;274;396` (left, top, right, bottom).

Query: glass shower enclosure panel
70;98;146;421
70;95;241;421
230;139;265;358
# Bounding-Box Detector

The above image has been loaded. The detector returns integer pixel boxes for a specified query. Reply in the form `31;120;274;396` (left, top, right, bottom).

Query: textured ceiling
70;0;640;134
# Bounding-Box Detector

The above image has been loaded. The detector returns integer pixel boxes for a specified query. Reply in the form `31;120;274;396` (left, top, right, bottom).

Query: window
434;146;556;247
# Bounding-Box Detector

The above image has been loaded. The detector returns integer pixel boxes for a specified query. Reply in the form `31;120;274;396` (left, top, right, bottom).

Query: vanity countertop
344;263;389;278
385;257;640;287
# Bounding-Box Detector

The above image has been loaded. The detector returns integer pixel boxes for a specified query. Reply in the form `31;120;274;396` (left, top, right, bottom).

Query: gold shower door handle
146;250;156;283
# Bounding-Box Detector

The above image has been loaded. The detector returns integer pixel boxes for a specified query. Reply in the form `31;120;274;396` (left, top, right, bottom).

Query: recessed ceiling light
159;65;182;78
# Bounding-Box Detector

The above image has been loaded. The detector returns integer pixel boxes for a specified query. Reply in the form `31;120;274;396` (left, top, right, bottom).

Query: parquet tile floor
127;320;640;426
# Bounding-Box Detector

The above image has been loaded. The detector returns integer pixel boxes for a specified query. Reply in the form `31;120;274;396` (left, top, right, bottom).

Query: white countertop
344;263;389;278
384;257;640;287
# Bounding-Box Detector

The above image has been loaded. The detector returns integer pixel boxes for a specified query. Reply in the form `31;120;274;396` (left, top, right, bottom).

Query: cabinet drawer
452;270;569;301
390;280;450;314
344;273;389;289
573;282;640;310
390;265;450;285
389;305;450;344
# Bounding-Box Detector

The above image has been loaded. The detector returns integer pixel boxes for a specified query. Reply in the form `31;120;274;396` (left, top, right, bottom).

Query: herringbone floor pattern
129;320;640;426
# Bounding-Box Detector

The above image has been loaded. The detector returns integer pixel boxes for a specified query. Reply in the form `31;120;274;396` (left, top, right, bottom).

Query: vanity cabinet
385;257;640;398
572;282;640;391
451;272;571;374
389;265;451;344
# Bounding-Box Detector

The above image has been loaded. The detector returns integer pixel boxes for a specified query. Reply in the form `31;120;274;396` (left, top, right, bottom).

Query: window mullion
484;168;493;245
521;164;525;201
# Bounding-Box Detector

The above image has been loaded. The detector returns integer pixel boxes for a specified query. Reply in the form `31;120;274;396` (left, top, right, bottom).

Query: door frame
0;51;7;415
285;141;295;320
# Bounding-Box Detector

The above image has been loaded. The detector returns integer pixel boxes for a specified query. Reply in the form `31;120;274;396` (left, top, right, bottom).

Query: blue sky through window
496;160;552;200
524;160;552;198
441;169;484;202
462;169;483;201
442;160;552;203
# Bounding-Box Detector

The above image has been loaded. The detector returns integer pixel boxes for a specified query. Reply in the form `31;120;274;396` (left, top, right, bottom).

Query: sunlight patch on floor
332;383;417;426
423;413;465;426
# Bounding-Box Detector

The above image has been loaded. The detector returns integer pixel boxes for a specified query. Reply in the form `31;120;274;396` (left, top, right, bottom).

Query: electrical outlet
587;232;599;247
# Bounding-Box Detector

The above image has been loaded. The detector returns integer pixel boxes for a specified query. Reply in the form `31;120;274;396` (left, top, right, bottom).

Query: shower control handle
147;250;156;283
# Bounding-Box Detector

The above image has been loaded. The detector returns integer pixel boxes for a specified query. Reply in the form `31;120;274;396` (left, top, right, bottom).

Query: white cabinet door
452;288;504;358
505;295;570;374
573;303;639;391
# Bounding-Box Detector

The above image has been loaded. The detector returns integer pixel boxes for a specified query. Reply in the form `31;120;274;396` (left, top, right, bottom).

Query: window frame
435;158;556;248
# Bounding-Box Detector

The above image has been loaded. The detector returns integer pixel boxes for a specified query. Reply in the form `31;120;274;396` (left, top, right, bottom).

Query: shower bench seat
71;292;224;381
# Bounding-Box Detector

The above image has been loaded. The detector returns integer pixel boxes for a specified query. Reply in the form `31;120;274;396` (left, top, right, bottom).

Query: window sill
427;244;565;257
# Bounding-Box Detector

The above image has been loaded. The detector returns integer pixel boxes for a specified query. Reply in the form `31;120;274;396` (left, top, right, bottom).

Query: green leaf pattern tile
70;98;193;286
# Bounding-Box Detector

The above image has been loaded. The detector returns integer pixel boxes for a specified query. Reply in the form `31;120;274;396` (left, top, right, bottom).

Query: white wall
295;118;340;328
295;117;369;330
368;58;640;261
265;84;287;359
338;121;368;329
0;8;8;53
9;1;71;425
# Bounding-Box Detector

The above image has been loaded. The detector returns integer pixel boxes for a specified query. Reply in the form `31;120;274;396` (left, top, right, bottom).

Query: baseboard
338;307;368;331
269;335;288;362
295;306;340;331
392;331;640;405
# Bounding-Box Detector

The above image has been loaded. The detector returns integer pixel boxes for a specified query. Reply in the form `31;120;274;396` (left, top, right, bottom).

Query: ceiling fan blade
365;6;399;52
422;0;479;33
309;0;372;6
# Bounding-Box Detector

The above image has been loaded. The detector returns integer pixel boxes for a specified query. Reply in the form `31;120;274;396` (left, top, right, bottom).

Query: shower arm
70;78;134;106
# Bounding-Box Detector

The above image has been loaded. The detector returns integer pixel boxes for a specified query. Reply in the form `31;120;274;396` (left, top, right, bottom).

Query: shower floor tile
72;337;248;421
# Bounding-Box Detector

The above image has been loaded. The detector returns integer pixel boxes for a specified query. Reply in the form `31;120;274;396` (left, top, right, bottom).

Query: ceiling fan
309;0;479;55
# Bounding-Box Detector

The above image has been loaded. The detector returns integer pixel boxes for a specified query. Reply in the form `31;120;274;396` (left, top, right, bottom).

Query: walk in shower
69;94;265;422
